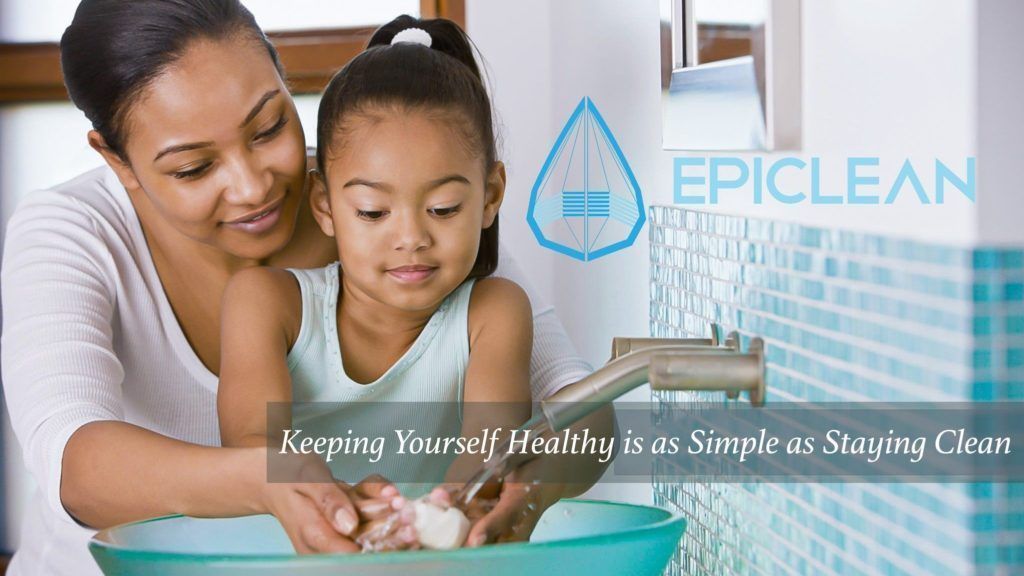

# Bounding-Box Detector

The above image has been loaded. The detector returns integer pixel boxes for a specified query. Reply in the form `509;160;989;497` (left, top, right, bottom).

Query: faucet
539;324;765;431
452;323;765;504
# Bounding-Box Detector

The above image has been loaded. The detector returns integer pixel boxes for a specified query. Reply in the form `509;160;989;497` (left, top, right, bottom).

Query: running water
453;415;552;506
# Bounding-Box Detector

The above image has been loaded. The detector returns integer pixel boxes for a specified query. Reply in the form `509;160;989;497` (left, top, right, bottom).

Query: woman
0;1;603;574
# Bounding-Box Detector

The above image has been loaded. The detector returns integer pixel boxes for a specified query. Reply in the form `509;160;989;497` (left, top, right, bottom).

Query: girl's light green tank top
286;262;475;495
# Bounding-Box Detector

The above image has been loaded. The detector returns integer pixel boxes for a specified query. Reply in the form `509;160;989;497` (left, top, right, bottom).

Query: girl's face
94;37;307;261
312;108;505;314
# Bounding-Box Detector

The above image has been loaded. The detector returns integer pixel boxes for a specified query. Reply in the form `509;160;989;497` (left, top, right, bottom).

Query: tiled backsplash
649;206;1023;575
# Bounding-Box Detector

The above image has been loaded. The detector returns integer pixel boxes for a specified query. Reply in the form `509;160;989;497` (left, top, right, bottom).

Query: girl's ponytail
317;15;499;278
367;15;484;84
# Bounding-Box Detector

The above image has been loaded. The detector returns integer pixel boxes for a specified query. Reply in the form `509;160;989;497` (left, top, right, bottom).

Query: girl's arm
474;247;617;544
463;277;535;428
217;267;300;448
444;278;534;485
217;267;400;552
492;243;593;397
435;279;531;524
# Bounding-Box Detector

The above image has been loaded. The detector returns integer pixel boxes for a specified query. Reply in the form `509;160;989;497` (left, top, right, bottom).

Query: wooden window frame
0;0;464;103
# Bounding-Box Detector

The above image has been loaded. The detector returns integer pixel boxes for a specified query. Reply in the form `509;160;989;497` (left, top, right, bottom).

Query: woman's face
107;36;307;261
313;109;504;314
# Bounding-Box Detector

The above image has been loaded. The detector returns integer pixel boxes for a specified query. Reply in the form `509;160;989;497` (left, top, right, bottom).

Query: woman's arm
61;422;268;525
63;421;367;554
1;193;135;528
0;195;359;551
0;197;273;528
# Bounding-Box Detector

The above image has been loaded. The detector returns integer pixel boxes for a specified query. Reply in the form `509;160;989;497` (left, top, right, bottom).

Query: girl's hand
350;475;421;552
462;462;563;547
345;473;406;521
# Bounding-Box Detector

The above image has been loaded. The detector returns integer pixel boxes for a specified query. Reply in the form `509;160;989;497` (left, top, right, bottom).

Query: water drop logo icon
528;97;645;261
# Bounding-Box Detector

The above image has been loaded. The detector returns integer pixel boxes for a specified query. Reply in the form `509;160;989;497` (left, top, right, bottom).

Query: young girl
216;15;533;549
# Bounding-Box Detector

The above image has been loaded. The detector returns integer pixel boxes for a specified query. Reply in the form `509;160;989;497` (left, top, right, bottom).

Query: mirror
660;0;801;151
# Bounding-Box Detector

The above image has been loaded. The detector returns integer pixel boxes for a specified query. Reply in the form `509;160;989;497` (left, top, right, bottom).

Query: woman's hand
258;451;363;553
259;455;406;554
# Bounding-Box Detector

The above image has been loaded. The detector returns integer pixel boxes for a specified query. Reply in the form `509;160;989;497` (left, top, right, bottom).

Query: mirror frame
660;0;802;151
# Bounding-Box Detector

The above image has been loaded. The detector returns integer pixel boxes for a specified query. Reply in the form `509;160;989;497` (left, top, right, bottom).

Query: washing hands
355;486;498;552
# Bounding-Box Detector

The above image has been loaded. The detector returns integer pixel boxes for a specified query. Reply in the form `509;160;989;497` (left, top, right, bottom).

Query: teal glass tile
649;207;1022;574
974;317;993;336
825;257;839;277
1008;349;1024;369
799;228;823;248
847;261;864;281
1007;381;1024;399
1005;282;1024;302
972;381;996;400
871;266;894;286
975;545;999;564
1005;316;1023;335
972;514;998;531
974;283;995;302
1001;250;1024;269
973;349;993;369
973;249;1000;270
969;483;994;498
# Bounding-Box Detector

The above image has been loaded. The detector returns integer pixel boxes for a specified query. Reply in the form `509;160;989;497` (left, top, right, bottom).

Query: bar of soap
412;500;471;550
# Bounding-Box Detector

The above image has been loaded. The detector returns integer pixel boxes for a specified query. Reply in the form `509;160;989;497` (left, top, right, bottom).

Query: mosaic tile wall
649;206;1024;575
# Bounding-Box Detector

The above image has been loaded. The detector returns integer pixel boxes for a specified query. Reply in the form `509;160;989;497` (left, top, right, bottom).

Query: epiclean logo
528;97;645;261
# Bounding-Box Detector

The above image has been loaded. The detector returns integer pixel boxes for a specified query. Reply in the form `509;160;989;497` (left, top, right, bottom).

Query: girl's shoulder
222;266;304;346
467;276;533;344
226;265;301;295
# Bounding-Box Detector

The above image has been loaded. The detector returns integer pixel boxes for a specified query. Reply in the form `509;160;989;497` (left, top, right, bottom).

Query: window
0;0;464;101
0;0;466;202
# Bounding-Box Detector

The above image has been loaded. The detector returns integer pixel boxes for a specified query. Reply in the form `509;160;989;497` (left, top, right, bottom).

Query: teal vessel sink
89;499;685;576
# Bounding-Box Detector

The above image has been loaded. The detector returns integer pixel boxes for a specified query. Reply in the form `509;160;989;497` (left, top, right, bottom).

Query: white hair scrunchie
391;27;432;48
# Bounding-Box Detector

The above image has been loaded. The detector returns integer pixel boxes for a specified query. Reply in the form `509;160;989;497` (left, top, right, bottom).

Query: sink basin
89;499;685;576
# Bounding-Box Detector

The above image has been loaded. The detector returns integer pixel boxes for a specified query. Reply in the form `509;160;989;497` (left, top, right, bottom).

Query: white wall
977;0;1024;246
467;0;557;304
469;0;981;503
470;0;980;366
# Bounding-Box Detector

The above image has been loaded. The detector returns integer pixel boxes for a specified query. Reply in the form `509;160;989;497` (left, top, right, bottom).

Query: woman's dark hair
317;15;499;279
60;0;283;160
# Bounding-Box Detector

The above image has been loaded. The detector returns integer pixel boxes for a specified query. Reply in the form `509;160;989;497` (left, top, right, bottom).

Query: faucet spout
540;338;766;431
650;338;765;405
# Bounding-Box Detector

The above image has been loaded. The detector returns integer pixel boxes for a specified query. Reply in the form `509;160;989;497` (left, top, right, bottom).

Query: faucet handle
610;337;720;360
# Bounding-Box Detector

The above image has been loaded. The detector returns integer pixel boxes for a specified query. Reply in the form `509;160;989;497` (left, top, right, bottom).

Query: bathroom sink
89;499;685;576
